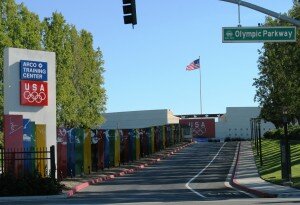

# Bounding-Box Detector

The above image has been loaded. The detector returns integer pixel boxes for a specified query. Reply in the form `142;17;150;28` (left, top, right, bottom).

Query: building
215;107;275;140
99;109;179;129
99;107;276;140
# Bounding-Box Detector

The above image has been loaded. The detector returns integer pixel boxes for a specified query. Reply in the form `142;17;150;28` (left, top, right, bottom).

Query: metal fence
0;145;55;179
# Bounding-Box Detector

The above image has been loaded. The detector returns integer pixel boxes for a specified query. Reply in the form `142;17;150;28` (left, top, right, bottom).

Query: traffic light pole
220;0;300;27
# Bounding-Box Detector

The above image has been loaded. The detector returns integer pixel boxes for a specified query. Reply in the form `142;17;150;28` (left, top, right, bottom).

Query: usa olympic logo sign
20;80;48;106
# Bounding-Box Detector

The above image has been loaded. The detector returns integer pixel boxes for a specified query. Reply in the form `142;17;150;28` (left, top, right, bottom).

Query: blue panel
67;128;76;177
128;129;134;162
20;60;48;81
23;119;32;173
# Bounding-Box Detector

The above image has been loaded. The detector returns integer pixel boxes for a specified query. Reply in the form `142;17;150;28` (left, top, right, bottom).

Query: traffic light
122;0;137;26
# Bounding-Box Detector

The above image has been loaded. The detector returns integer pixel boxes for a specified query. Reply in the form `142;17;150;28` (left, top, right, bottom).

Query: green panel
151;127;155;153
135;129;140;160
109;130;115;167
114;130;121;166
75;128;84;176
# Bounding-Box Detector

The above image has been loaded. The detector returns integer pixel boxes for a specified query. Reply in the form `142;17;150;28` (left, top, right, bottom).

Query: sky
15;0;294;115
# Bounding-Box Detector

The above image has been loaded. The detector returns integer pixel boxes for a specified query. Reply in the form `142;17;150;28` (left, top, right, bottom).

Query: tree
42;12;106;128
0;0;42;130
253;4;300;127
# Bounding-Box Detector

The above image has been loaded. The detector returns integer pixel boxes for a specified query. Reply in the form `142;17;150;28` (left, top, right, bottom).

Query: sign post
222;27;297;43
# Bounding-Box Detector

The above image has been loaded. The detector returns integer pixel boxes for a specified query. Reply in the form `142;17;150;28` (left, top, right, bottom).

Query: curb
230;142;277;198
66;142;194;197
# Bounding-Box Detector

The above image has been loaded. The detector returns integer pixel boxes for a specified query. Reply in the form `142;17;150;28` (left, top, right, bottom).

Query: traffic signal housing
122;0;137;26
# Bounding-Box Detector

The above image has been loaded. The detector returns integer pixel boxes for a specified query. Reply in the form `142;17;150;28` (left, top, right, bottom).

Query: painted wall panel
162;126;166;149
128;129;135;162
67;128;75;177
4;115;23;150
57;127;68;179
97;130;105;170
4;115;23;175
83;129;91;174
35;124;46;177
75;128;84;176
29;121;36;171
23;119;33;172
107;130;115;167
151;127;155;154
180;118;215;138
120;129;129;163
135;129;140;160
104;130;110;168
114;130;121;166
91;129;98;171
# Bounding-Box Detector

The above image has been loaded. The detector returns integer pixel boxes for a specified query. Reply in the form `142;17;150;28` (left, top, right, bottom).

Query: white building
215;107;275;140
99;109;179;129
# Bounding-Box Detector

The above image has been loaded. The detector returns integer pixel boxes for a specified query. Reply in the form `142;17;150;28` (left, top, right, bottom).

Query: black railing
0;145;55;179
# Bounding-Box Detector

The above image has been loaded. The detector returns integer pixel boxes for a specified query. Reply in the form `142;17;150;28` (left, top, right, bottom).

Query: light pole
258;119;263;166
255;119;259;156
281;107;292;185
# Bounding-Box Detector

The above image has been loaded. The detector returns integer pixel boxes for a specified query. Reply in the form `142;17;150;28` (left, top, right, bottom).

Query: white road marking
185;142;227;198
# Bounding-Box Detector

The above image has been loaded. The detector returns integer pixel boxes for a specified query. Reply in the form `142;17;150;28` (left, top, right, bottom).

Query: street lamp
281;107;292;185
258;119;263;166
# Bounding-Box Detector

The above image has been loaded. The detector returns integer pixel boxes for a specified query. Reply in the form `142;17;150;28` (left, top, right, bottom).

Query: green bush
289;126;300;140
263;125;300;140
224;137;248;142
0;171;64;196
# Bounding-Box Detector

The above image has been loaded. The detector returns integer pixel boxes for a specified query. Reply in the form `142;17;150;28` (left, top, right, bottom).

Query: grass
253;139;300;189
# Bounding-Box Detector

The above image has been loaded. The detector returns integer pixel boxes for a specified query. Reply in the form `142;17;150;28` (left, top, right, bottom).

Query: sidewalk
232;141;300;198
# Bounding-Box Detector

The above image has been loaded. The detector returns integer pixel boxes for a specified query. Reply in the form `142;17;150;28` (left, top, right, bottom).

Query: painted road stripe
185;142;227;198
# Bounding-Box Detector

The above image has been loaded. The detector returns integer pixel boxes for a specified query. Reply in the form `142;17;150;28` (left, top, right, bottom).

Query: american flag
186;59;200;71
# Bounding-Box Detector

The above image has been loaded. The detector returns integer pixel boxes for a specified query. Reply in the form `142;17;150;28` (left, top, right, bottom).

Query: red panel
4;115;24;175
57;127;68;180
180;118;215;138
20;80;48;106
4;115;23;150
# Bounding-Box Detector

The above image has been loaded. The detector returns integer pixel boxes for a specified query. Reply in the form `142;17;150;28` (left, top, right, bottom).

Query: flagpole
199;56;202;115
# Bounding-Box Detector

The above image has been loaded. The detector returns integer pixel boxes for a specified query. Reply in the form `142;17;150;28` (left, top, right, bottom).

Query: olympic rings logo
23;91;46;103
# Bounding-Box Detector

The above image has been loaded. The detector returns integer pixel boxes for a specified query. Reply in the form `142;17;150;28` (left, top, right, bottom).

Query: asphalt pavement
68;142;250;203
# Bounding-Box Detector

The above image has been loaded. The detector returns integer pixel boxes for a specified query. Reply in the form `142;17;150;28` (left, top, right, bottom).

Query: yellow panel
114;130;120;166
35;124;46;177
135;129;140;160
151;127;155;153
84;129;92;174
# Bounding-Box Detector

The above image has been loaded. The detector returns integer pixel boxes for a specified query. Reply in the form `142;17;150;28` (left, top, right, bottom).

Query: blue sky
16;0;294;115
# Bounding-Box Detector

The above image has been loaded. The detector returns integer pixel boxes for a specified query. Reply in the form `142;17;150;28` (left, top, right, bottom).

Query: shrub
0;171;64;196
263;125;300;140
224;137;248;142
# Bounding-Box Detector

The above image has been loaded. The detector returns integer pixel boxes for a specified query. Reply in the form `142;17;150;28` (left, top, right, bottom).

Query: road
76;142;249;202
3;142;300;205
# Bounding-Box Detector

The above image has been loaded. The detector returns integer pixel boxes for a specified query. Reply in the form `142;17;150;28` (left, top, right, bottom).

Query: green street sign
222;26;297;43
